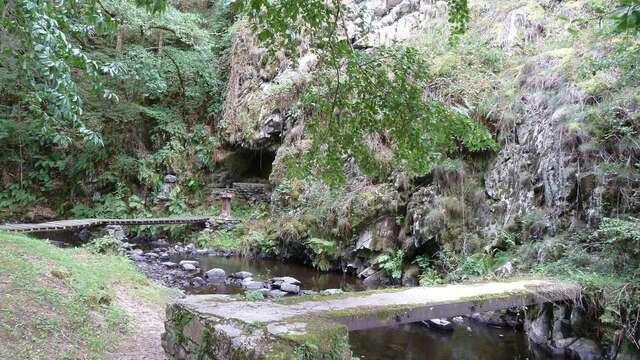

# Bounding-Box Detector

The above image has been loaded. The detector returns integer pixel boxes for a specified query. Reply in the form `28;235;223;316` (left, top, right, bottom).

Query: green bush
374;250;405;280
85;235;123;255
306;238;337;271
253;231;279;256
590;217;640;267
413;255;443;286
459;250;512;277
244;290;265;301
196;229;242;252
419;267;443;286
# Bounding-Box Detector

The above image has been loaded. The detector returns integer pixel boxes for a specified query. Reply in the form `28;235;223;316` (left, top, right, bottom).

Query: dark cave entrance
234;148;276;181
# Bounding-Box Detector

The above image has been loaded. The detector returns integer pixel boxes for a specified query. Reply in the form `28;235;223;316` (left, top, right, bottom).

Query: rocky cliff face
220;23;318;150
221;0;640;267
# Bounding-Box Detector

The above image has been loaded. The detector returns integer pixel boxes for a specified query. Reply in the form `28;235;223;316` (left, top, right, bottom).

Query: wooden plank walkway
0;216;211;233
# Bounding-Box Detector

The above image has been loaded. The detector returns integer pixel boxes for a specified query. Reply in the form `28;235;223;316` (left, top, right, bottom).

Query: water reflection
38;232;544;360
350;322;549;360
177;255;364;294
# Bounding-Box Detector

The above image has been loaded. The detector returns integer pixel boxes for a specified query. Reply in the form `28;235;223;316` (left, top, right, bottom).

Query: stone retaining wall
162;296;351;360
212;182;270;203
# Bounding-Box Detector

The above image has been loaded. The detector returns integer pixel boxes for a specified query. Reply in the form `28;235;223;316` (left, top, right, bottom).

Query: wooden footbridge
0;216;211;233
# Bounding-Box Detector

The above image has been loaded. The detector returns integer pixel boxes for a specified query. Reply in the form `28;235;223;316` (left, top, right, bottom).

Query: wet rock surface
119;242;231;289
525;303;606;360
471;309;524;330
121;240;342;298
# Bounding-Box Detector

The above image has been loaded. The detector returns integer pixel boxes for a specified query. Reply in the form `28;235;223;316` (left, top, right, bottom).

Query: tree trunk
157;32;163;56
116;29;124;53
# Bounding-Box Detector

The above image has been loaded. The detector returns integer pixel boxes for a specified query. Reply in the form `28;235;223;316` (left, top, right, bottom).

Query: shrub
85;235;123;255
306;238;338;271
251;231;279;256
196;229;242;252
413;255;443;286
374;250;405;279
419;267;443;286
459;250;513;277
244;290;265;301
590;217;640;267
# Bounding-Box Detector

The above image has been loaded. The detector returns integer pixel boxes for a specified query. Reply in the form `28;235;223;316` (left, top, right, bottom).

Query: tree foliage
0;0;233;215
0;0;166;145
302;46;496;183
236;0;495;183
447;0;470;39
612;0;640;32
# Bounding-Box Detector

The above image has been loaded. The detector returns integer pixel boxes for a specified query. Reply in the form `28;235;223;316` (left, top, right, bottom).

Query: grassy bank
0;232;169;359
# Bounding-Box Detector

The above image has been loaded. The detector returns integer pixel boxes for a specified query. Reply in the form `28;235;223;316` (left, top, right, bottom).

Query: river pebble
179;260;199;267
321;289;343;296
268;289;288;298
271;276;301;285
181;263;197;271
242;281;266;291
280;283;300;294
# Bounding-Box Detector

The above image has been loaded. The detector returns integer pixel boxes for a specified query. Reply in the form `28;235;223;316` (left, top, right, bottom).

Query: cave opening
234;148;276;181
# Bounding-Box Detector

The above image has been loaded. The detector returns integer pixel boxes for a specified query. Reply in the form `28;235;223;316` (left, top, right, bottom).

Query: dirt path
107;288;168;360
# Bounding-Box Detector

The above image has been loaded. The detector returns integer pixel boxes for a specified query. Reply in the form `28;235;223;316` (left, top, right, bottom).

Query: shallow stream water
176;254;364;294
176;254;550;360
40;231;549;360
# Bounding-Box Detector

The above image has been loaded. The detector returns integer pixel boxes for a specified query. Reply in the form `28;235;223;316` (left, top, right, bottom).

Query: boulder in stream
151;238;170;248
280;283;300;294
205;268;226;280
271;276;301;285
179;260;199;267
422;319;454;331
131;255;146;262
268;289;288;298
181;263;197;271
240;277;255;286
191;277;206;287
363;273;391;288
566;338;602;360
321;289;344;296
242;281;266;291
357;267;376;279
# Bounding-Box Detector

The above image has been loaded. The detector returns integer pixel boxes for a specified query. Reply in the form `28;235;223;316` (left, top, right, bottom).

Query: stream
173;253;550;360
38;232;550;360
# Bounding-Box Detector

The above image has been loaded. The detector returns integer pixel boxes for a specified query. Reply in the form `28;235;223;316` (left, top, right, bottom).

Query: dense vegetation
0;0;233;219
2;0;640;357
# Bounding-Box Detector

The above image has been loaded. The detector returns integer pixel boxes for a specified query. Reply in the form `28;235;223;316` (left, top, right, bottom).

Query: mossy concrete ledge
162;280;580;359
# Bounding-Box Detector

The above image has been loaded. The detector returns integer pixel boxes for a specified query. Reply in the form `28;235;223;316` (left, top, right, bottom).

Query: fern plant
413;255;443;286
374;250;405;280
306;238;337;271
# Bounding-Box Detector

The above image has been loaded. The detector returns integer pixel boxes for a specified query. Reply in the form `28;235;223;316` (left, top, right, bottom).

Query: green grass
196;228;243;251
0;232;168;359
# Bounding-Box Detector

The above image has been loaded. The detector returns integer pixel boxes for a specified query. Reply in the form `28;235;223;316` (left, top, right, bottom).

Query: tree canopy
0;0;167;145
